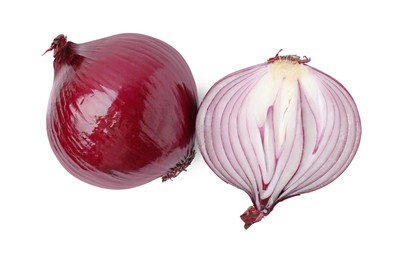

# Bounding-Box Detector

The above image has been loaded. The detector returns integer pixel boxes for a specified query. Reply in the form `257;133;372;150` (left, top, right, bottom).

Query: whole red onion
45;33;198;189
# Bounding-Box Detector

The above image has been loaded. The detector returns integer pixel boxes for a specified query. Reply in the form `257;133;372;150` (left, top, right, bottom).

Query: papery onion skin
196;51;361;229
46;33;198;189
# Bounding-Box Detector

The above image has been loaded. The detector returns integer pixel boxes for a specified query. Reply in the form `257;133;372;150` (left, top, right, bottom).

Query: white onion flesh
196;54;361;228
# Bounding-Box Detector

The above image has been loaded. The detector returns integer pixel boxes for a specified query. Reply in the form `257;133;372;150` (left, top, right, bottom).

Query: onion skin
46;33;198;189
196;51;361;229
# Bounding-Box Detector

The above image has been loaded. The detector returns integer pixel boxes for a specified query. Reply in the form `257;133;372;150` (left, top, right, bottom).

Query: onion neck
268;49;311;64
43;34;82;70
43;34;68;57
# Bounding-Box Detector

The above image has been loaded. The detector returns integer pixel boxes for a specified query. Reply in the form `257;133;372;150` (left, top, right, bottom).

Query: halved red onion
45;34;198;189
196;51;361;229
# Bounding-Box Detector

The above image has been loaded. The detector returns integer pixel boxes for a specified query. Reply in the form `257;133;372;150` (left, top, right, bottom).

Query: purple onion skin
46;34;198;189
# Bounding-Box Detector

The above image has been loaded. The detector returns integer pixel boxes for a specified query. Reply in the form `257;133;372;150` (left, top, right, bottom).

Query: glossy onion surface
46;34;198;189
196;53;361;228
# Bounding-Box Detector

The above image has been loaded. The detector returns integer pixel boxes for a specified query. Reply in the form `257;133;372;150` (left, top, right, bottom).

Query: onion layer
196;51;361;229
46;34;198;189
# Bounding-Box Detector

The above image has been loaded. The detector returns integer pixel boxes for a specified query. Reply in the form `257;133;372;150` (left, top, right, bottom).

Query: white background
1;0;404;259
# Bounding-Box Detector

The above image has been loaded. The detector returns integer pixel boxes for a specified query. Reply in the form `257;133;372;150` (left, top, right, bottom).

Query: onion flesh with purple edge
196;51;361;229
45;33;198;189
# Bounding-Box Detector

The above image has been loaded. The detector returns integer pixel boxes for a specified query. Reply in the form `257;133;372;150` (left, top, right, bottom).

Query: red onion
45;33;197;189
196;50;361;229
